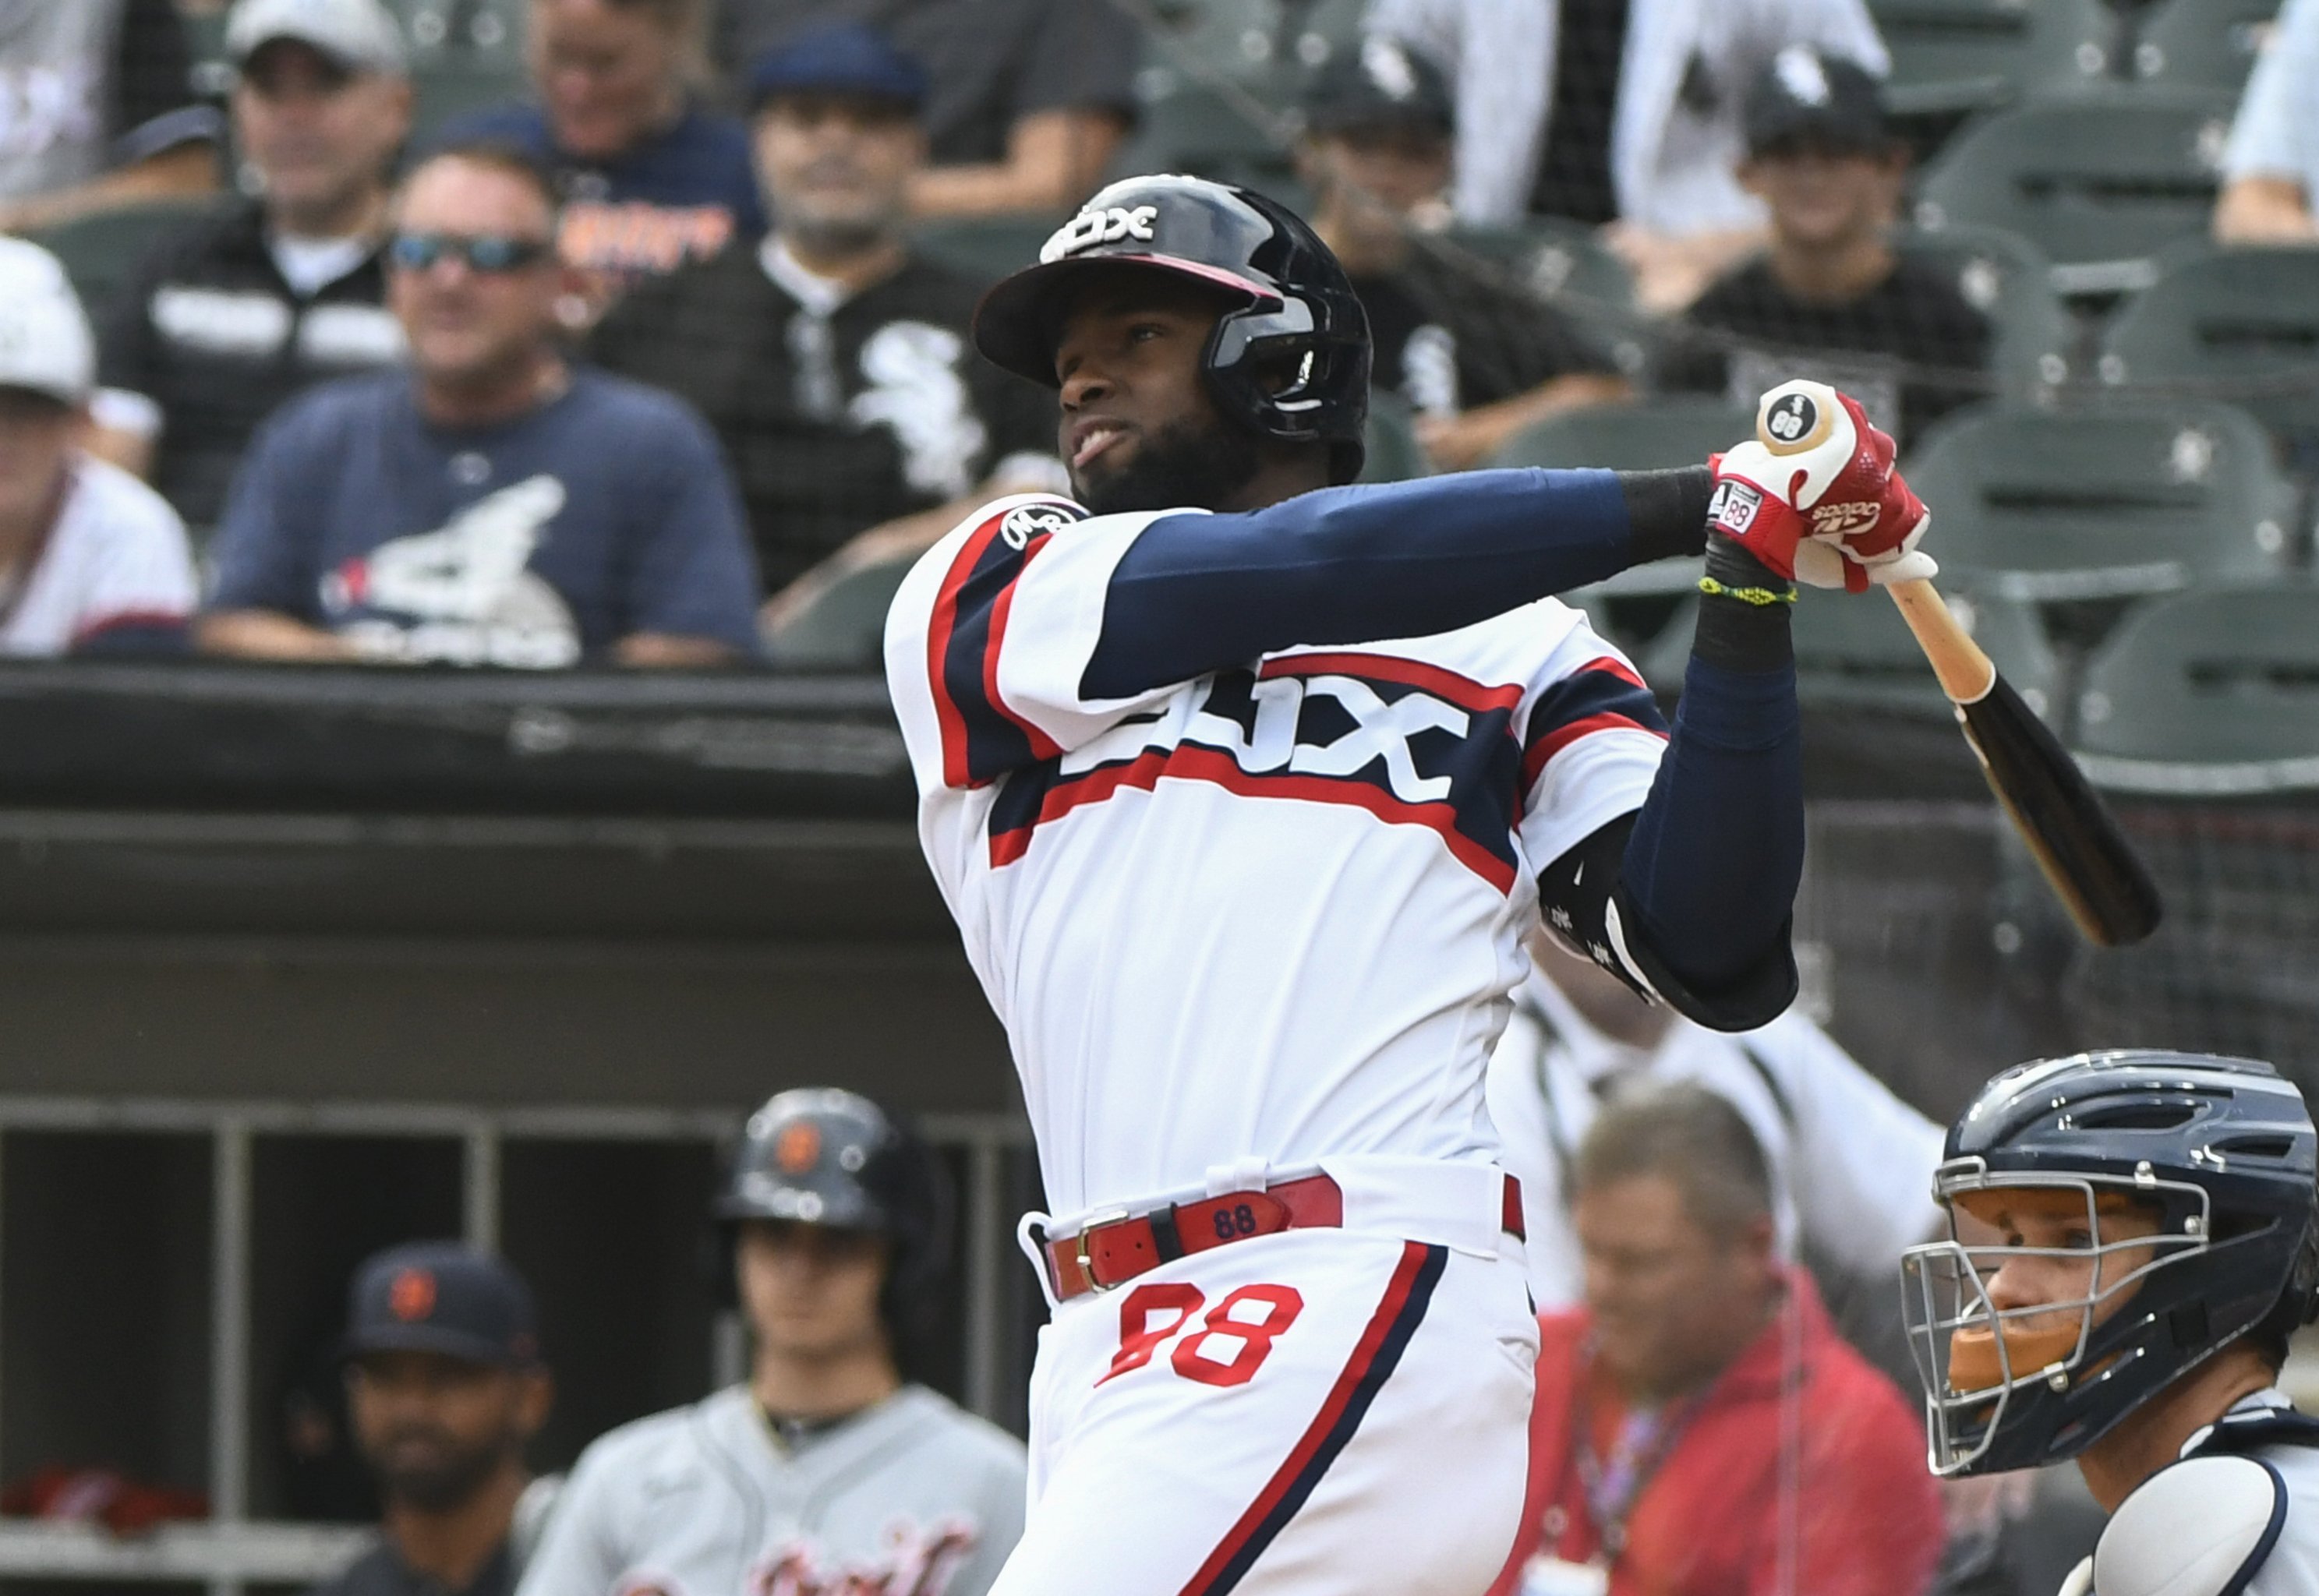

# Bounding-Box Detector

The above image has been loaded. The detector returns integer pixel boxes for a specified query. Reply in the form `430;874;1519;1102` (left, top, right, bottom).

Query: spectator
589;24;1063;635
199;144;761;667
2215;0;2319;243
1366;0;1888;312
440;0;762;282
1656;46;1989;447
93;0;412;533
0;239;196;658
1296;36;1628;471
518;1089;1024;1596
713;0;1133;218
316;1243;556;1596
0;0;221;235
1490;1084;1946;1596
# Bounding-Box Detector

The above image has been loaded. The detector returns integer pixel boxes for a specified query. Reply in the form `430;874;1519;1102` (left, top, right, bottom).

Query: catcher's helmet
971;174;1372;484
714;1088;953;1351
1902;1051;2319;1476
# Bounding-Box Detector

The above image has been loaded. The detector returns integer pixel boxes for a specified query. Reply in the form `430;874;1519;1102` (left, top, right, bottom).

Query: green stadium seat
398;0;522;55
411;57;530;145
1285;0;1367;70
1433;220;1649;375
182;9;234;100
27;197;224;320
1137;0;1292;85
2131;0;2279;90
1870;0;2116;116
911;216;1058;289
1893;224;2079;394
1912;88;2239;295
2070;583;2319;789
764;557;913;673
1900;399;2297;602
1357;393;1429;484
2098;242;2319;441
1108;79;1297;192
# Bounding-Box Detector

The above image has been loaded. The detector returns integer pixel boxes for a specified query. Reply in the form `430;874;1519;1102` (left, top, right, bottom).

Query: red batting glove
1708;382;1935;591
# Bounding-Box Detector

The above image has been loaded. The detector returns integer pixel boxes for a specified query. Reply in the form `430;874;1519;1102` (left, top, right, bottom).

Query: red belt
1044;1173;1526;1301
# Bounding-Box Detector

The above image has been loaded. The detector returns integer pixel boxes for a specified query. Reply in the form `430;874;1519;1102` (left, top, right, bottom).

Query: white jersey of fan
885;493;1671;1219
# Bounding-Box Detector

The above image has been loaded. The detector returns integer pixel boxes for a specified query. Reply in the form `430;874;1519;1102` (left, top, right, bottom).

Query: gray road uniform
515;1386;1025;1596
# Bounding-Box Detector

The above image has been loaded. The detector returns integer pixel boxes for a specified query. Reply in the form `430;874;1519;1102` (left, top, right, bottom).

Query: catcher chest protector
972;173;1373;484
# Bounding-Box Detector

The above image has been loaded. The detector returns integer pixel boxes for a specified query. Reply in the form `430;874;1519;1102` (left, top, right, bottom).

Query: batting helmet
971;174;1372;484
713;1088;953;1352
1902;1051;2319;1476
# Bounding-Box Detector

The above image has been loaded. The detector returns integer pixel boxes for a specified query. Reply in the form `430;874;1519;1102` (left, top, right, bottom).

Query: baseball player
882;173;1933;1595
514;1089;1026;1596
1903;1051;2319;1595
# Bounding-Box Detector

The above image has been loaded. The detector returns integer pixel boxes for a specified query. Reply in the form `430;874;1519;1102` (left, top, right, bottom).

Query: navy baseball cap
1303;36;1454;139
745;23;928;113
1742;46;1893;158
342;1241;541;1368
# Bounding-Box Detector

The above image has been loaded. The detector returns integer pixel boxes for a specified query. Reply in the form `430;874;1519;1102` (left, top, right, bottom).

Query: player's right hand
1707;380;1935;592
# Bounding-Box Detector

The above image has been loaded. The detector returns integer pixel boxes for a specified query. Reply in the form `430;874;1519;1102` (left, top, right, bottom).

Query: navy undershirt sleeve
1081;468;1644;700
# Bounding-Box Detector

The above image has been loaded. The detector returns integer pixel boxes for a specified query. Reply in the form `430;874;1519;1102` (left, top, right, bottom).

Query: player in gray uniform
515;1089;1025;1596
1901;1050;2319;1596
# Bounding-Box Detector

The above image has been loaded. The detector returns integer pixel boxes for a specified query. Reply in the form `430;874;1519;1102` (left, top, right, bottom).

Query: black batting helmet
972;174;1372;484
714;1088;953;1355
1903;1051;2319;1476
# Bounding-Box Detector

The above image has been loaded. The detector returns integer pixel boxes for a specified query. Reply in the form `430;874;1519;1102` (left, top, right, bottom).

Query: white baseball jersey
0;454;196;655
883;493;1668;1220
514;1385;1025;1596
1486;968;1944;1307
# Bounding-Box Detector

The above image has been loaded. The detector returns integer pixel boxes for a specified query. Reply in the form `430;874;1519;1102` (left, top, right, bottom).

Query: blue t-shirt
208;369;762;666
437;103;763;278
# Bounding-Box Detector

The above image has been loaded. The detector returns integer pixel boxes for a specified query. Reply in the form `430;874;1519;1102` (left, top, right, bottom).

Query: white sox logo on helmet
1041;205;1159;263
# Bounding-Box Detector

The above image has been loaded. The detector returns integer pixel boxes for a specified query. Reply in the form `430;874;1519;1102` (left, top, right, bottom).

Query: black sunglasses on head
388;232;554;274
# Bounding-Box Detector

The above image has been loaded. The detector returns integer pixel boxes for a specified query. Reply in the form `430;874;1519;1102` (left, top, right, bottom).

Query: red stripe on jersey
986;744;1518;892
925;514;1004;790
1179;1241;1444;1596
1260;651;1525;716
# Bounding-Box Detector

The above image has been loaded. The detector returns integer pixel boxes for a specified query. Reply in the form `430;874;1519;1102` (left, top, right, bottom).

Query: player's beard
1076;413;1264;516
365;1425;510;1513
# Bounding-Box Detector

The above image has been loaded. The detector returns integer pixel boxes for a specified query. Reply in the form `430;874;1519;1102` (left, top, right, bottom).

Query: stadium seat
1433;220;1649;374
1912;87;2239;295
1894;224;2079;394
27;198;224;320
1285;0;1366;69
411;57;529;145
765;557;914;673
1869;0;2115;117
911;216;1057;288
1899;399;2297;603
1136;0;1292;85
2131;0;2279;90
1358;393;1430;484
2070;583;2319;788
1638;585;2059;719
1109;79;1297;192
398;0;521;54
2098;242;2319;443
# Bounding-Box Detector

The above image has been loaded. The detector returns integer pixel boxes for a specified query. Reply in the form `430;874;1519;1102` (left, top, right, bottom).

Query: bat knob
1755;379;1843;457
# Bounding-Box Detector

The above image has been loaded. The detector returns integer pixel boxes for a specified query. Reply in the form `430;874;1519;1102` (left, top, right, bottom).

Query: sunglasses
388;232;554;274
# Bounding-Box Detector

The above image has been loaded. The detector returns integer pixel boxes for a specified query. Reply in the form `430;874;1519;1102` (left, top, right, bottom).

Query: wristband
1692;538;1794;674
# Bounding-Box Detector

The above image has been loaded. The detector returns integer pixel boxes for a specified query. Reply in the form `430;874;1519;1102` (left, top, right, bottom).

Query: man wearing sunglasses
199;144;761;668
94;0;413;535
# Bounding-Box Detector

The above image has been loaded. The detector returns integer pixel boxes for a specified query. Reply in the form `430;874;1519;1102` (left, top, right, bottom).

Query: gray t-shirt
0;0;218;200
2222;0;2319;196
516;1386;1025;1596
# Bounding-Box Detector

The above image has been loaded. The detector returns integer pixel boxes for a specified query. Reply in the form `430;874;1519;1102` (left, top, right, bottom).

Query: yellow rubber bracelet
1698;574;1798;606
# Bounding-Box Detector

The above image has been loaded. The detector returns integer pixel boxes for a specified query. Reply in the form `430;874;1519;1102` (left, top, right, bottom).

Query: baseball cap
1303;36;1454;139
226;0;408;76
0;240;94;407
745;23;929;113
1742;45;1892;159
341;1241;541;1368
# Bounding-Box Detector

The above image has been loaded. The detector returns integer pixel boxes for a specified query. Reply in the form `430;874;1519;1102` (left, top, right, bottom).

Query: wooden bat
1751;383;2162;947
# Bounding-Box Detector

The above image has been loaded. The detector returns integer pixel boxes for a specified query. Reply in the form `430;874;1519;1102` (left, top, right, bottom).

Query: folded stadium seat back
2059;582;2319;1072
1356;392;1430;485
764;556;917;673
1899;398;2296;614
1108;78;1299;193
1433;220;1652;376
1869;0;2116;118
401;0;528;145
2130;0;2281;90
1892;223;2080;395
182;8;233;99
1912;87;2239;297
910;217;1062;290
1137;0;1292;87
2098;242;2319;452
1283;0;1369;72
28;198;228;321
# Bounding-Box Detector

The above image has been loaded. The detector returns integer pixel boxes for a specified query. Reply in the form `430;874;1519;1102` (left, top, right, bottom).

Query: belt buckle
1072;1209;1132;1294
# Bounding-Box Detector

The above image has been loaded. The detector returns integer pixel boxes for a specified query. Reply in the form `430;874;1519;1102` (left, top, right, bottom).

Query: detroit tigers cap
227;0;408;76
745;23;929;113
1303;36;1454;139
342;1241;541;1368
0;240;94;407
1741;45;1891;159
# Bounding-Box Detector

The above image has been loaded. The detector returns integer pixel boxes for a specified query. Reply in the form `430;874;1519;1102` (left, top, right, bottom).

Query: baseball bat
1751;383;2162;947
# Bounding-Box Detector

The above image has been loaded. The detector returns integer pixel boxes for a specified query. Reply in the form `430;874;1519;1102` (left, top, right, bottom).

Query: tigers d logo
388;1268;437;1322
775;1122;822;1174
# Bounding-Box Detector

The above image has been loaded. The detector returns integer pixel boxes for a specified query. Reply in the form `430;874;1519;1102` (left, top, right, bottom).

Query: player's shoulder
566;1386;739;1482
882;1384;1027;1474
2095;1433;2319;1596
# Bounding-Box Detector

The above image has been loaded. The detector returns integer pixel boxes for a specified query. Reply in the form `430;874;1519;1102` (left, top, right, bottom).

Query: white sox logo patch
1041;205;1159;262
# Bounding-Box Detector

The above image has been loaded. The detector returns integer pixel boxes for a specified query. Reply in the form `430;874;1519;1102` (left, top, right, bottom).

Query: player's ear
514;1367;554;1437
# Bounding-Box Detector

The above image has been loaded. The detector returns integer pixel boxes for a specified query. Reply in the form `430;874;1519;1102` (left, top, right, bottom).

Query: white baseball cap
226;0;408;76
0;241;94;407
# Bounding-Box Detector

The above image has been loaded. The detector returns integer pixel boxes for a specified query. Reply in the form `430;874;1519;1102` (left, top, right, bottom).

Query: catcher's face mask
1900;1166;2204;1474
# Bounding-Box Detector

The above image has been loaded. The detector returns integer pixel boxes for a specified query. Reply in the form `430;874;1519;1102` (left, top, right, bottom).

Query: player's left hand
1708;380;1935;592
